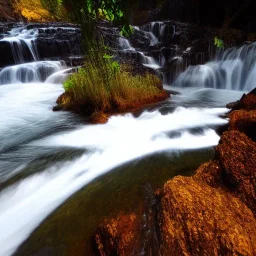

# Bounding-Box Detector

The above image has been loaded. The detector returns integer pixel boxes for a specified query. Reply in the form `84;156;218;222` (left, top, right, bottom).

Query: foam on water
0;106;228;256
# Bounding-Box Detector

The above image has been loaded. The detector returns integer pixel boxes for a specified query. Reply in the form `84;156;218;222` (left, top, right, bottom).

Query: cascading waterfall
118;21;187;83
0;61;68;84
173;42;256;91
0;26;39;63
0;21;251;256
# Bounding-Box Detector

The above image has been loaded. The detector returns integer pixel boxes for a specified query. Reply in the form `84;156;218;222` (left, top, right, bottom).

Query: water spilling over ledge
174;43;256;91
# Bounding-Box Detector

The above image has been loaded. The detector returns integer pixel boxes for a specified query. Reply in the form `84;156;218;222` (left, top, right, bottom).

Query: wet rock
0;40;14;67
90;112;109;124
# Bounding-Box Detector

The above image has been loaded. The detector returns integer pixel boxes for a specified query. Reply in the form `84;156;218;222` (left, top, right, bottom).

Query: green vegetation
40;0;62;16
30;0;167;120
61;57;164;115
214;37;224;48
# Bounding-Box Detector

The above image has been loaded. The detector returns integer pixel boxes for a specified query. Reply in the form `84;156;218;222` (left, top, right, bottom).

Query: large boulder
159;176;256;256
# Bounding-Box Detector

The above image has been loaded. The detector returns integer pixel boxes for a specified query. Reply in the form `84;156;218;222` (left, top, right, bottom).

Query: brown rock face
227;88;256;111
0;0;15;21
228;110;256;141
94;213;142;256
94;89;256;256
216;130;256;215
159;176;256;256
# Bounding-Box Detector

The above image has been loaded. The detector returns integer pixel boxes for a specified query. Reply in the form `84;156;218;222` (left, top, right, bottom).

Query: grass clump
57;57;167;120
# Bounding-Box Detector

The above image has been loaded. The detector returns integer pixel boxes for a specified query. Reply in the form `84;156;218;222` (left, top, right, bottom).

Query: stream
0;22;252;255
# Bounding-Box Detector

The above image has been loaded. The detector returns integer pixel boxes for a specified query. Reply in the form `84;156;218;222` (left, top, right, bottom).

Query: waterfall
173;43;256;91
117;21;185;83
119;37;135;51
0;27;39;63
0;61;68;85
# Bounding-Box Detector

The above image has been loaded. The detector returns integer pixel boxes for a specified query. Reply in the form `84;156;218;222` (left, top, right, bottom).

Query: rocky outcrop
94;88;256;255
159;176;256;256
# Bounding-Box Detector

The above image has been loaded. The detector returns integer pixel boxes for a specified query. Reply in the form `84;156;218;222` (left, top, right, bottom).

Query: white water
118;28;161;69
0;104;228;255
0;27;39;62
0;61;68;84
119;37;135;51
174;43;256;91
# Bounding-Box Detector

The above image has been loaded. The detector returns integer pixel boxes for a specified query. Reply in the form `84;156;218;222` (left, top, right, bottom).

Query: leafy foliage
214;37;224;48
40;0;62;15
120;25;134;37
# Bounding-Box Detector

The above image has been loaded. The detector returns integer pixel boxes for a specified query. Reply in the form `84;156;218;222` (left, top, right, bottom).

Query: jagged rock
227;88;256;111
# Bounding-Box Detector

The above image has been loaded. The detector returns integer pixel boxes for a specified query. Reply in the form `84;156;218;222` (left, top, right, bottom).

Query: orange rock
90;112;109;124
159;176;256;256
216;130;256;215
94;213;142;256
228;110;256;140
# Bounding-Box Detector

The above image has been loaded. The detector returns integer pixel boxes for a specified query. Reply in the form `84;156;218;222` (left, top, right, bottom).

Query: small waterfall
0;61;68;85
173;42;256;91
0;25;81;66
0;27;39;63
134;26;159;46
118;29;160;69
45;67;73;84
117;21;187;82
138;52;160;69
119;37;135;51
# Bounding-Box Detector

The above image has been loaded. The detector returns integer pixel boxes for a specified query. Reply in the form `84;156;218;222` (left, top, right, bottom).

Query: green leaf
103;54;113;59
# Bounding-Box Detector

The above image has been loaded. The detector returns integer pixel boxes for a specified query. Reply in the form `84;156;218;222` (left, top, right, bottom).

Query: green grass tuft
62;60;165;114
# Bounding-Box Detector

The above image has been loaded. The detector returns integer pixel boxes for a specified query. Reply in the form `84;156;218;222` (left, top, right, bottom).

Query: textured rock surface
159;176;256;256
216;130;256;215
94;213;142;256
94;90;256;255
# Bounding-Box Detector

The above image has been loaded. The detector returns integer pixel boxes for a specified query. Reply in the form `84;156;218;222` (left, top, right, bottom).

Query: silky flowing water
0;23;252;255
